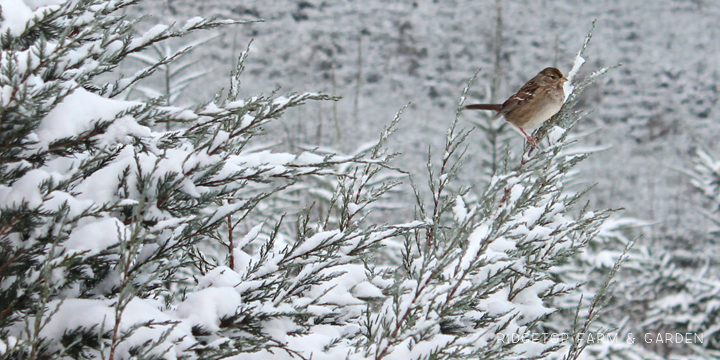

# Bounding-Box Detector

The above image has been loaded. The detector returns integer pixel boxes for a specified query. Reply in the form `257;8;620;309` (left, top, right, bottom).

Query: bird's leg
520;129;539;149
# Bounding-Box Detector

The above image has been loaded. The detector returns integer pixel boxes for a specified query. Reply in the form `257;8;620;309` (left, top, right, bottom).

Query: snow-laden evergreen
529;145;720;360
552;219;720;360
690;149;720;234
1;1;626;359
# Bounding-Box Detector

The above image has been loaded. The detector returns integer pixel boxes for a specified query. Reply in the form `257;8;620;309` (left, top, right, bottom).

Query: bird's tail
464;104;503;111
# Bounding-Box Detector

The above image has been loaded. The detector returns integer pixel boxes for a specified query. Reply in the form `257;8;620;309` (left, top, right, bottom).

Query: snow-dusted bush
564;224;720;360
532;145;720;360
690;149;720;234
1;1;622;359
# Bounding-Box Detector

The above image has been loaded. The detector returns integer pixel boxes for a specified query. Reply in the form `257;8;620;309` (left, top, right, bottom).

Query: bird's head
539;67;568;83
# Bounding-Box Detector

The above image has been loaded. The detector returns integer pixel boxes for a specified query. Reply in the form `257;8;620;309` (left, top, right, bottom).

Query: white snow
0;169;53;208
0;85;13;107
482;288;514;316
272;96;291;108
41;190;95;217
73;146;135;205
175;287;241;331
115;298;195;358
129;24;169;51
64;216;124;257
225;99;245;109
548;126;566;145
347;202;362;216
294;151;326;165
564;53;585;101
181;16;204;31
96;115;151;147
196;266;243;290
24;0;65;9
289;230;342;259
207;201;246;225
262;318;300;344
0;0;32;35
237;223;263;249
461;223;490;270
452;195;468;223
520;205;546;225
33;89;141;150
209;130;229;153
352;280;384;298
199;102;223;115
117;198;139;206
39;298;194;358
511;280;555;324
40;299;114;342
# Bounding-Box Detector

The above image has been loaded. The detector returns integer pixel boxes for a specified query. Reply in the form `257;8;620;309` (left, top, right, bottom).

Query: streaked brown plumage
465;67;568;147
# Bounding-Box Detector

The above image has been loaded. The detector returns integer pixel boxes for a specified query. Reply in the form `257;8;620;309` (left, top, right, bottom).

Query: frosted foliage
122;0;720;246
547;211;720;360
690;149;720;233
0;1;364;358
0;1;664;360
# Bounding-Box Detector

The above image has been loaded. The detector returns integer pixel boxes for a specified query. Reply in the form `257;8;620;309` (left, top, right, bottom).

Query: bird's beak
560;76;569;83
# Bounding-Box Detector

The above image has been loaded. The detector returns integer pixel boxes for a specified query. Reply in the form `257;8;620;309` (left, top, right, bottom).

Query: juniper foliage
1;2;622;360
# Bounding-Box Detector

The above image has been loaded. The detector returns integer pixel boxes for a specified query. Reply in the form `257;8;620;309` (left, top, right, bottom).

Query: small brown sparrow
465;67;568;148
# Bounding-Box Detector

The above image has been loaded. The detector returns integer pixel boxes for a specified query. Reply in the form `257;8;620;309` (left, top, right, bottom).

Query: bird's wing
498;77;540;116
